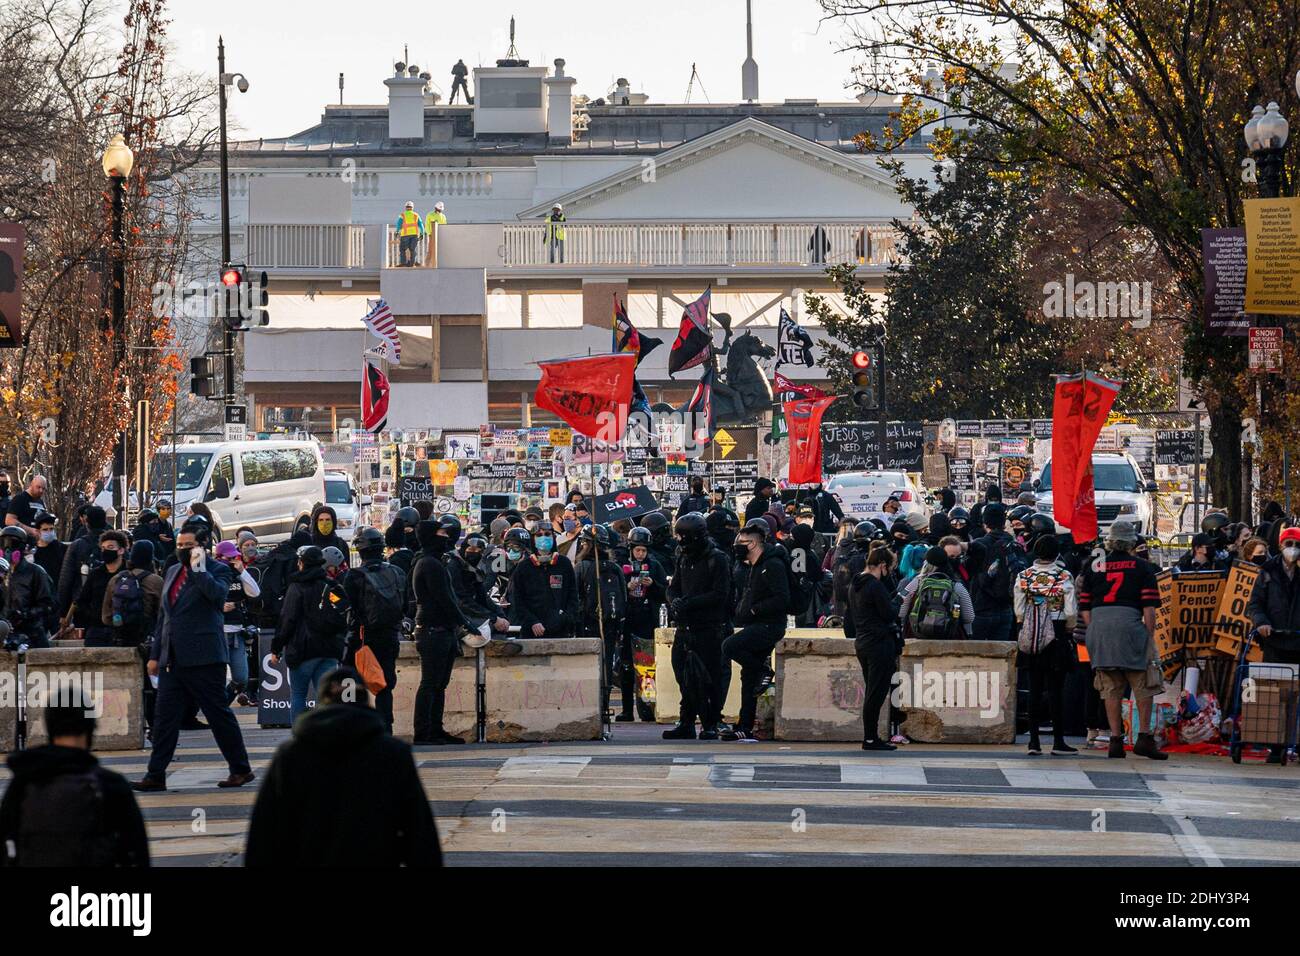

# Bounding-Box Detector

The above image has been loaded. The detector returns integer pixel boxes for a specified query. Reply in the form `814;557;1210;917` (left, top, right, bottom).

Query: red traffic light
851;350;871;369
220;267;242;287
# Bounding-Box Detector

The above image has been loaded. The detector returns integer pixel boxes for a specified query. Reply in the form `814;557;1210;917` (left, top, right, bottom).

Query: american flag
362;298;400;364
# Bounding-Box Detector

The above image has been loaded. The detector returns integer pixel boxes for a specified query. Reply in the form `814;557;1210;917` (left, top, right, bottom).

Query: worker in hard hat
543;203;566;264
394;200;424;267
425;201;448;267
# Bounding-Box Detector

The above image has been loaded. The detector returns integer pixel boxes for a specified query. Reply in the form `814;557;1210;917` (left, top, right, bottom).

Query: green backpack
909;573;961;639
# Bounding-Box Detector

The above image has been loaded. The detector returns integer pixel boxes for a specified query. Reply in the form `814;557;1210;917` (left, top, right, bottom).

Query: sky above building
162;0;867;139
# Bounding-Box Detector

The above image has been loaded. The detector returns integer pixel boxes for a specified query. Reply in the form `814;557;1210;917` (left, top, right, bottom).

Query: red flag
1051;371;1122;543
361;361;390;433
668;288;713;375
535;353;637;441
773;371;830;402
785;396;837;485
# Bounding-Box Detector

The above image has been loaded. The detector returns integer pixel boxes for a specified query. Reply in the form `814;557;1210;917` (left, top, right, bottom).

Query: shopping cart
1225;629;1300;764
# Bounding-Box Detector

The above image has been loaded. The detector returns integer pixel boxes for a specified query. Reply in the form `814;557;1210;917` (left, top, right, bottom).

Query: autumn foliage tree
0;0;215;528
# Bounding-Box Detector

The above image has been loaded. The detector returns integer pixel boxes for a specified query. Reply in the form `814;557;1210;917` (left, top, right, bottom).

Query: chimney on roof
544;58;577;144
385;60;427;141
741;0;759;103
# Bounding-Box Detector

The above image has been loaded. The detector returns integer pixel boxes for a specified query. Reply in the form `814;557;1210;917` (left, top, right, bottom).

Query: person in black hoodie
665;513;732;740
722;518;791;742
411;517;474;745
250;529;309;629
344;527;406;733
969;483;1003;535
57;505;108;621
272;545;347;723
32;512;66;602
676;476;711;518
1;698;149;867
508;526;579;638
850;544;901;750
244;666;441;867
446;533;509;628
744;477;778;523
576;525;629;719
947;506;972;544
310;504;350;568
622;526;668;722
1;527;55;648
1248;527;1300;761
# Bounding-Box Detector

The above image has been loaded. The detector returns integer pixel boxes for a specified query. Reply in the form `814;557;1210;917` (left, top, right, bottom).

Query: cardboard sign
1170;570;1228;657
1153;570;1180;678
999;455;1032;497
1212;560;1264;663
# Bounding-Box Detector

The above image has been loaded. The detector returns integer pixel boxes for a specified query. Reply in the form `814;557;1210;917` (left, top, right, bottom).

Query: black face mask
100;548;120;565
176;546;192;564
733;543;752;562
464;550;482;566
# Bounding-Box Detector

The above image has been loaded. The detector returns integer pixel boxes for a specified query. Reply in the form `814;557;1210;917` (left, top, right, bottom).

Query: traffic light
249;270;269;327
850;349;878;411
190;355;215;398
219;264;244;330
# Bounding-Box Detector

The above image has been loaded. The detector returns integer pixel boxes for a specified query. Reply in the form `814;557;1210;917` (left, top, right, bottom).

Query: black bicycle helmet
461;533;488;554
296;544;325;567
1201;512;1230;535
354;526;385;553
503;527;533;552
674;512;709;551
852;520;878;548
0;526;28;549
641;509;672;546
395;506;420;527
948;506;970;525
1008;504;1035;525
1026;513;1056;537
627;526;653;547
436;514;463;547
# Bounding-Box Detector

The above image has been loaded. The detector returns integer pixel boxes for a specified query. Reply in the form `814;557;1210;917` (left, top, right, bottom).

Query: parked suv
1034;452;1157;536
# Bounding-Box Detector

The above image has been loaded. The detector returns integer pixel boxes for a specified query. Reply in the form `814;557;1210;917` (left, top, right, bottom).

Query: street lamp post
217;38;249;407
1245;100;1292;513
102;133;134;530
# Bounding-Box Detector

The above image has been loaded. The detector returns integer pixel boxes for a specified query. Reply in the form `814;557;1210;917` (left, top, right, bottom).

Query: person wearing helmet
576;525;628;718
213;539;262;706
271;545;347;722
385;506;421;580
1249;526;1300;761
409;517;474;745
1079;520;1166;761
544;202;566;262
1200;511;1232;561
1007;505;1034;545
639;510;675;570
395;200;424;266
623;526;668;722
1;524;55;648
966;502;1027;643
677;476;710;519
446;532;507;629
1023;513;1058;551
664;512;731;739
491;527;533;611
342;526;407;733
508;520;579;639
721;519;790;741
425;200;448;266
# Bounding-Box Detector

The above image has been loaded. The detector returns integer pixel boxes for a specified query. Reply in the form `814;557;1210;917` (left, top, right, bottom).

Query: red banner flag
535;353;637;441
361;361;390;433
1051;371;1122;543
785;396;837;485
773;370;830;401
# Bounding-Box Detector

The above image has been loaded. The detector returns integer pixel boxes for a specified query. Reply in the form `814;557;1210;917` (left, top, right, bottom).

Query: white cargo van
147;440;326;543
1034;452;1157;535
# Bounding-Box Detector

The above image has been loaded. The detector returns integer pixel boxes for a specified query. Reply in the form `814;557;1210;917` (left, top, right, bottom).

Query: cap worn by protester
904;511;929;533
214;540;240;561
1279;526;1300;547
1107;520;1139;546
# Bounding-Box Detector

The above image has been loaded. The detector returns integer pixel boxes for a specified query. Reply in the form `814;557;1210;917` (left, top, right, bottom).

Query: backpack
11;770;120;867
110;572;145;630
784;547;817;616
983;537;1029;604
256;549;295;623
359;564;405;631
308;578;350;636
909;572;961;639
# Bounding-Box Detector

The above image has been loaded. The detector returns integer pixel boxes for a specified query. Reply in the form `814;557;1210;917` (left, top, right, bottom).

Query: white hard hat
405;201;414;209
552;203;563;210
434;201;445;211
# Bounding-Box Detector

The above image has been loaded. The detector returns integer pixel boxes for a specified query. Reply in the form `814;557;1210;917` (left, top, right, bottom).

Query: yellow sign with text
1245;197;1300;315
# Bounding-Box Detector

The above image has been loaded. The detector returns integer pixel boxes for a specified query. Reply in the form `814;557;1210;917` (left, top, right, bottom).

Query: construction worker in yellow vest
394;201;424;267
424;201;447;267
543;203;566;263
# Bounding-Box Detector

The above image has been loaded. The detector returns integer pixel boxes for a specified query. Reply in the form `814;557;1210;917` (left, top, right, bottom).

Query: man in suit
133;523;254;791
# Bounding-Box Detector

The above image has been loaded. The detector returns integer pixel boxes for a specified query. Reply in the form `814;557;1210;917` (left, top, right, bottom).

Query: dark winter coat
509;555;579;636
1249;556;1300;655
735;543;791;628
274;565;346;666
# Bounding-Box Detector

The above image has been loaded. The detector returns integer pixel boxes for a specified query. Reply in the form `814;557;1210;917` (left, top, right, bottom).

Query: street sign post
224;404;247;441
1248;326;1284;373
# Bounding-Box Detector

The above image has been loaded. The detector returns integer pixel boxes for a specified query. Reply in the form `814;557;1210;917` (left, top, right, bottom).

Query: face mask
7;549;21;564
525;520;538;532
535;536;555;553
317;521;333;535
465;550;482;566
0;484;8;495
733;543;751;561
158;510;171;520
176;546;192;564
1285;547;1300;563
506;549;523;563
563;519;576;532
40;530;55;543
100;549;119;565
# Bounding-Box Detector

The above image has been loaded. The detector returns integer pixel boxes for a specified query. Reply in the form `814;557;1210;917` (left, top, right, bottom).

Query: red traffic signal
220;266;242;287
851;350;872;369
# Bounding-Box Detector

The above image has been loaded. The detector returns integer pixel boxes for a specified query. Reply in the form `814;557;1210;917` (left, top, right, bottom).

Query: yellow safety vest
545;213;566;242
426;211;448;230
399;210;421;237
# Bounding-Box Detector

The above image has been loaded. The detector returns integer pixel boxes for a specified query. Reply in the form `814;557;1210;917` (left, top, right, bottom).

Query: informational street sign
821;421;924;474
1248;326;1284;373
224;404;247;442
1155;430;1199;465
1201;226;1249;335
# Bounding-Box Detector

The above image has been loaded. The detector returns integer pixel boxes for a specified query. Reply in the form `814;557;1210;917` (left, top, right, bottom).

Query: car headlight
1117;503;1137;514
339;518;354;528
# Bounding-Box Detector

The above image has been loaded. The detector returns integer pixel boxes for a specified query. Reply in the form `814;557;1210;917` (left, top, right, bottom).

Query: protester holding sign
1248;527;1300;762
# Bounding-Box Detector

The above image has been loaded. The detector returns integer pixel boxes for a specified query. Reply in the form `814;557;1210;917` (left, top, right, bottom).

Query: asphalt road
6;713;1298;867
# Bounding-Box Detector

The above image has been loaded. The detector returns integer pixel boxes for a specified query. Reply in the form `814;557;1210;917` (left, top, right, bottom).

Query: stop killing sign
1248;327;1283;373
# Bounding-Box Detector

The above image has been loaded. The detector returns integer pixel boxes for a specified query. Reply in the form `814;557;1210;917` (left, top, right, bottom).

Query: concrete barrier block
773;635;886;742
897;640;1018;743
393;638;601;742
0;648;145;753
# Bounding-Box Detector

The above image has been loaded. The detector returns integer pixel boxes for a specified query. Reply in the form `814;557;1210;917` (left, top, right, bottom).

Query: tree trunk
1207;393;1245;520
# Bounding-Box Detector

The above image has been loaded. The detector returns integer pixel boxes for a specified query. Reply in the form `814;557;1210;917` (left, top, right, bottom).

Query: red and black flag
361;361;390;433
668;288;713;376
535;352;637;441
